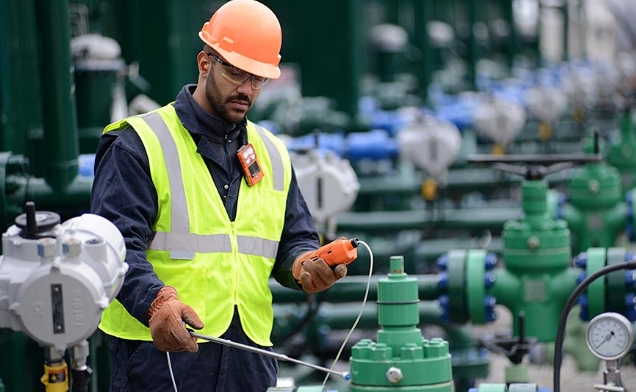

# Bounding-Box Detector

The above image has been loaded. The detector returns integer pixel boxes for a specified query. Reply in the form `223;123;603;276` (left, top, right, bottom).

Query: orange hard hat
199;0;282;79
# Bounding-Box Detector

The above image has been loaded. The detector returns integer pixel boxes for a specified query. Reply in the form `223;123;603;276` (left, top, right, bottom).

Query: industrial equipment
584;312;634;392
468;261;636;392
585;312;634;362
0;202;128;391
435;150;635;377
551;134;631;252
472;95;526;154
291;134;360;237
396;110;462;202
606;105;636;193
524;83;569;144
349;256;453;391
268;255;455;392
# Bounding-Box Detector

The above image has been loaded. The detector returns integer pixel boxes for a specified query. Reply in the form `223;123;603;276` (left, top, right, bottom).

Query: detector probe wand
188;330;352;380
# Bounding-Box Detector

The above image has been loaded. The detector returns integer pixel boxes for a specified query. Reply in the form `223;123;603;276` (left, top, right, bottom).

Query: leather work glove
292;252;348;293
147;286;204;353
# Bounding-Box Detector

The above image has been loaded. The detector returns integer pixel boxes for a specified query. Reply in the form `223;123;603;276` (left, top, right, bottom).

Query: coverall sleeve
90;128;163;326
271;168;321;290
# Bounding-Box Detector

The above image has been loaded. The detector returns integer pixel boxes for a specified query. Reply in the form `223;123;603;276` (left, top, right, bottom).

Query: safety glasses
207;52;269;90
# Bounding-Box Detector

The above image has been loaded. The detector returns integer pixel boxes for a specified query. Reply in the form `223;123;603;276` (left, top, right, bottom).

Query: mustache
227;94;251;106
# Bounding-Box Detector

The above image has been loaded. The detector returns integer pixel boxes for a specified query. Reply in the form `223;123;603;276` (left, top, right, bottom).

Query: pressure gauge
586;312;634;361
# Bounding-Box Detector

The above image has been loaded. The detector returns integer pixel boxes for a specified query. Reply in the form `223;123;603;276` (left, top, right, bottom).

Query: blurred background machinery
2;0;636;390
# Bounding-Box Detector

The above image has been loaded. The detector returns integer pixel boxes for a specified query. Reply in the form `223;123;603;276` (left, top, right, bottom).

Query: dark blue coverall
90;84;319;392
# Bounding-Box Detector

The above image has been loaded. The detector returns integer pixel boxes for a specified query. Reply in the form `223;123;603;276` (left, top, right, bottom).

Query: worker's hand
147;286;204;353
293;253;347;293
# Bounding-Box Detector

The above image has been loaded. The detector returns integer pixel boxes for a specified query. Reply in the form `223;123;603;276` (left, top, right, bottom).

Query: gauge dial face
586;312;634;361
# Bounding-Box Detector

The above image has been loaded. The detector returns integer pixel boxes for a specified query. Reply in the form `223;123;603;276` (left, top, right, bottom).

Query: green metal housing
558;159;626;252
607;110;636;192
439;173;636;348
349;256;453;391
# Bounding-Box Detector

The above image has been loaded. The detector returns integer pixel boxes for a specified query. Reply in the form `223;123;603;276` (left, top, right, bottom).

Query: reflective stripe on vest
143;112;284;260
98;105;291;346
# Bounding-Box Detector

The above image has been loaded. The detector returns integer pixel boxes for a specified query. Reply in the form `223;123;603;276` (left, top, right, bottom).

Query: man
91;1;348;391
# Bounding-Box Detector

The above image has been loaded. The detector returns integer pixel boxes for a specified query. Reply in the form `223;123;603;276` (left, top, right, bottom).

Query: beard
205;72;252;124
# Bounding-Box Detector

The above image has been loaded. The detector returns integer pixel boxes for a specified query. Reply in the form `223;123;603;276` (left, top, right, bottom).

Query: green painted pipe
607;109;636;192
0;153;91;232
502;0;516;69
335;208;520;233
356;168;522;196
314;301;444;331
415;237;502;263
0;0;95;227
0;0;41;158
25;176;92;219
413;0;434;102
270;275;441;304
0;330;43;392
355;162;570;197
33;0;79;190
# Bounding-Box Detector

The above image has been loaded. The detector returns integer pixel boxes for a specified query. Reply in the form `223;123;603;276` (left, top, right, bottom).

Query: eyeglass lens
221;67;268;89
208;53;268;89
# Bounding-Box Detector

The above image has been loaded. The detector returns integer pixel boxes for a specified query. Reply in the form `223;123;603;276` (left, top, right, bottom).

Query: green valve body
503;181;571;274
561;136;626;251
349;256;453;391
607;110;636;191
495;180;578;341
564;161;625;251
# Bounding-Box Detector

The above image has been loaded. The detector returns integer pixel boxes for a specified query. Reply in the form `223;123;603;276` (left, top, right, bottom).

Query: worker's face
203;56;262;124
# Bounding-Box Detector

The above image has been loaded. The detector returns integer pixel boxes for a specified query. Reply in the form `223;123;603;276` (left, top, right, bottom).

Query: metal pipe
33;0;79;190
333;208;519;233
270;274;442;303
503;0;516;69
25;176;92;219
346;0;364;119
414;0;434;102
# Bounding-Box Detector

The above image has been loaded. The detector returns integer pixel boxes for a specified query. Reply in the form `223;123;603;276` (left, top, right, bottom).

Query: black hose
272;291;328;346
553;260;636;392
70;366;93;392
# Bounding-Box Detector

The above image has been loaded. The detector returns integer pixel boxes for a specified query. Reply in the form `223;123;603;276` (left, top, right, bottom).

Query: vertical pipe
562;0;569;62
344;0;364;120
503;0;517;70
467;0;478;90
33;0;79;190
535;0;543;67
414;0;434;102
0;0;41;158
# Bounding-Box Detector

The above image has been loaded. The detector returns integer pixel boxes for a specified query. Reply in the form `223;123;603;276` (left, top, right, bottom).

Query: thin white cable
321;240;374;387
165;240;374;390
167;351;179;392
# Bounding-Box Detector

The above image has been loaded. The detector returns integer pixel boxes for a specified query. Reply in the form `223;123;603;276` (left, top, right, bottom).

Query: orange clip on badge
237;143;264;186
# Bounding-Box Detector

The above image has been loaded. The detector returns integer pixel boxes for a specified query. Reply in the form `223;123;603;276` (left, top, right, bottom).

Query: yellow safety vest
98;104;291;346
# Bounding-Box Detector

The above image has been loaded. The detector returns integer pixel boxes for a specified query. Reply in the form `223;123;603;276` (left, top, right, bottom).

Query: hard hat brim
199;32;281;80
